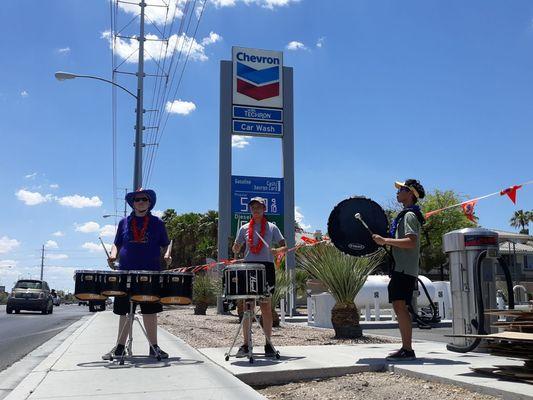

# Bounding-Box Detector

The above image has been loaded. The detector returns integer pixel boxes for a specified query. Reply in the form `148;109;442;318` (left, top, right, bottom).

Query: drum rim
160;271;194;276
99;270;129;275
128;270;161;274
75;270;101;274
223;294;267;299
223;265;266;271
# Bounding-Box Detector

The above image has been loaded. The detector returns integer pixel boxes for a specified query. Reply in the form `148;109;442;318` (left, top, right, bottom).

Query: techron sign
232;46;283;108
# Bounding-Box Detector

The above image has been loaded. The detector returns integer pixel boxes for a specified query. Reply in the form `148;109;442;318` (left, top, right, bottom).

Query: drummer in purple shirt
102;189;171;361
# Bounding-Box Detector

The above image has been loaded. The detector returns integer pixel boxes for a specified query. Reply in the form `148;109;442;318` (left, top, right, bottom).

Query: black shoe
149;344;169;359
385;348;416;361
236;345;249;358
264;343;276;358
102;344;125;361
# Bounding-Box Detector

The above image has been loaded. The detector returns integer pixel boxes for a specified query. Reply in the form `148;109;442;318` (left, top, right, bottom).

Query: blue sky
1;0;532;292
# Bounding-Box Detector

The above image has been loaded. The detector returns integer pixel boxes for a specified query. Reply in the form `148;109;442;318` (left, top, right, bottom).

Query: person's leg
117;314;130;345
259;298;273;341
142;313;157;345
242;300;253;345
392;300;412;351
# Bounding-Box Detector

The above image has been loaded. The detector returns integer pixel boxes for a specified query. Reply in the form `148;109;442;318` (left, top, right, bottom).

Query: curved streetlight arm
55;71;137;100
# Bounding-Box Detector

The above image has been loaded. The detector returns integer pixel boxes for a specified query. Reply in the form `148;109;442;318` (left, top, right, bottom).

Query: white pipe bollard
438;299;445;320
373;292;380;321
365;304;371;321
280;298;285;324
390;307;396;321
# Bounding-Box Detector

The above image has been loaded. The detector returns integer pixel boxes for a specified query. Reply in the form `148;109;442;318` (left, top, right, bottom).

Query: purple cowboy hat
125;189;157;211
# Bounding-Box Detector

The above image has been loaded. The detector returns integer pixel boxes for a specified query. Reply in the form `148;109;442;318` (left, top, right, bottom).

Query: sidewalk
200;341;532;400
5;311;264;400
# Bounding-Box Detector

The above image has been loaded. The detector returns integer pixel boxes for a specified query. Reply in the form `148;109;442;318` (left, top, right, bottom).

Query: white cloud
99;224;117;238
165;99;196;115
316;37;325;48
286;41;307;51
75;222;101;233
152;210;164;218
82;241;112;253
52;231;64;237
45;240;58;249
232;136;251;149
101;30;219;63
0;236;21;254
57;195;102;208
50;184;59;189
295;206;311;231
57;47;71;54
211;0;298;9
20;90;29;98
118;0;187;25
0;259;18;268
47;253;68;260
201;31;222;46
16;189;53;206
25;172;37;179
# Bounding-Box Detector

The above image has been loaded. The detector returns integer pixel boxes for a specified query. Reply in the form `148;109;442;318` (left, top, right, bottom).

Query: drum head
327;196;388;257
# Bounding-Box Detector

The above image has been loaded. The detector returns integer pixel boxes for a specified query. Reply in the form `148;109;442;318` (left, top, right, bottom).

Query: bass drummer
372;179;426;361
102;189;171;361
232;197;287;358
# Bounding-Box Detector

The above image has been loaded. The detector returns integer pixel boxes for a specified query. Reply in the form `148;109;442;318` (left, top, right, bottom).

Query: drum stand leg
115;301;162;365
224;298;280;363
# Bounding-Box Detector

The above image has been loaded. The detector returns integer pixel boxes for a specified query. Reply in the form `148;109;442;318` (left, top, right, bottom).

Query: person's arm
372;234;417;249
108;220;123;268
233;226;245;257
373;212;419;249
271;226;287;255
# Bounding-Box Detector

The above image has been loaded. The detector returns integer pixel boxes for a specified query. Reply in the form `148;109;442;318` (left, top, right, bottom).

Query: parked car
6;279;54;314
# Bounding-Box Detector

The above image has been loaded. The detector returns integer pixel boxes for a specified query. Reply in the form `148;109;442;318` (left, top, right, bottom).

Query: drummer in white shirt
232;197;287;358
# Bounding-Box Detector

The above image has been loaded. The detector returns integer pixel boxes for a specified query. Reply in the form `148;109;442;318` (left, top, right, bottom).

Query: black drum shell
129;271;160;303
74;271;106;301
99;271;129;297
160;272;193;305
328;196;389;257
223;264;266;299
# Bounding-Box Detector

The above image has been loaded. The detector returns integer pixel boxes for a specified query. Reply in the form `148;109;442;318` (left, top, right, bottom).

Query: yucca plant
297;243;382;338
270;269;290;327
192;274;219;315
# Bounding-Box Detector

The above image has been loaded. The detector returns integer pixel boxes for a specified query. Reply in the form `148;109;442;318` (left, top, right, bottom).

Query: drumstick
99;236;111;258
254;231;270;249
354;213;374;235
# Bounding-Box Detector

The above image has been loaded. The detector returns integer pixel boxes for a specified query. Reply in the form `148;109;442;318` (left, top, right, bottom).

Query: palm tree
509;210;532;234
297;243;382;338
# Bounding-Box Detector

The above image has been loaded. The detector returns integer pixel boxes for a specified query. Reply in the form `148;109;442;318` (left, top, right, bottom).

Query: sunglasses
134;197;149;202
397;187;411;193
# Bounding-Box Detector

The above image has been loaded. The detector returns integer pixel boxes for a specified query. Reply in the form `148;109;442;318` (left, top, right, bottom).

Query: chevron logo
236;62;280;101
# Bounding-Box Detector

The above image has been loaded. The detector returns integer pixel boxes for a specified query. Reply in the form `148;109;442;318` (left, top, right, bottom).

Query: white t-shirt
235;220;284;263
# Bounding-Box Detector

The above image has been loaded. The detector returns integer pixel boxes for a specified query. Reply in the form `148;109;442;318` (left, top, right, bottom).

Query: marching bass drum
328;196;388;257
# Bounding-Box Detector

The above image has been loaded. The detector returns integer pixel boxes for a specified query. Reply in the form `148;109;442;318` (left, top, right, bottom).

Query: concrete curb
389;365;532;400
3;313;98;400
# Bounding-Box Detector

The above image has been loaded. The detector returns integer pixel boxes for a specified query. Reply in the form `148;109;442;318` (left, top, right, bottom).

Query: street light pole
134;1;146;192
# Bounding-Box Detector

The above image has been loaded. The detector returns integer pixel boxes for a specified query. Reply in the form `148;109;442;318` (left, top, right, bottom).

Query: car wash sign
232;47;283;137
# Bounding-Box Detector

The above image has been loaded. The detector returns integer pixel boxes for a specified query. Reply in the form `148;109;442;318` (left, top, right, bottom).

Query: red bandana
131;215;149;242
248;217;267;254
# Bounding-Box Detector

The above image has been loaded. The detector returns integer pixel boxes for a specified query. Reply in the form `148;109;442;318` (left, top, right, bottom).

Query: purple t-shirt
114;214;170;271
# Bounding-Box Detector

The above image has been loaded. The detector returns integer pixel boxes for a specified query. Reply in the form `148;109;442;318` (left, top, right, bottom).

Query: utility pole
133;1;146;191
124;187;128;217
40;245;45;280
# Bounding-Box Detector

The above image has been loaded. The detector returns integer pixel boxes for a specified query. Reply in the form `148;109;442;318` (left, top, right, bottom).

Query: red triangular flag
500;185;522;204
462;200;478;222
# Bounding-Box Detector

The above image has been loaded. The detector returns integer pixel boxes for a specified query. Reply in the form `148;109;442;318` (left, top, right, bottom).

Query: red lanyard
131;216;149;242
248;217;266;254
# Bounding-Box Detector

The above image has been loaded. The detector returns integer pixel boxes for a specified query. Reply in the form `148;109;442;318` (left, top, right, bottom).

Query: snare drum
160;272;193;305
130;271;160;303
74;270;107;301
223;263;266;299
99;270;129;297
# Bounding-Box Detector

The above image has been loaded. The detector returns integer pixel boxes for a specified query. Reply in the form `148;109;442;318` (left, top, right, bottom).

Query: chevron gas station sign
232;47;283;108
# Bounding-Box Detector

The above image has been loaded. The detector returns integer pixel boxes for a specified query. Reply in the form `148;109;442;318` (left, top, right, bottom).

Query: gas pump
443;228;514;353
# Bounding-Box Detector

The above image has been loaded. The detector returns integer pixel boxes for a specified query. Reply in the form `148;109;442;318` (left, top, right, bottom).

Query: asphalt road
0;304;90;371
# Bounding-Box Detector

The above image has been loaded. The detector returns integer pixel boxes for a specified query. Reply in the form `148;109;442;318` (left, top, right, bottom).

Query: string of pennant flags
168;237;327;274
425;180;533;222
